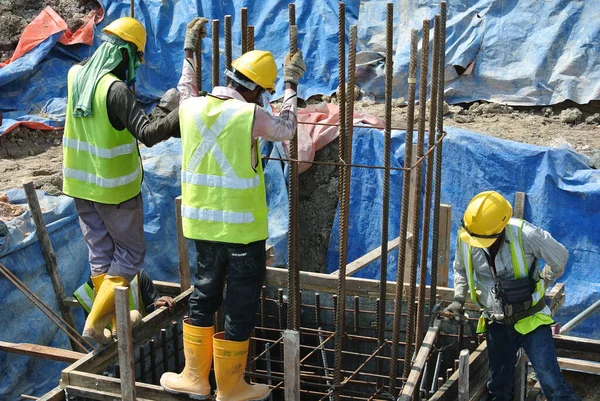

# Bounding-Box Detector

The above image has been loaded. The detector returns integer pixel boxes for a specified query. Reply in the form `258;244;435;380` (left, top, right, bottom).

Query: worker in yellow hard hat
62;17;181;345
445;191;580;401
160;18;305;401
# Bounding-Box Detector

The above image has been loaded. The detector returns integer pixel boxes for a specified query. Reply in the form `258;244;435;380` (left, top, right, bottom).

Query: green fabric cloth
71;36;141;117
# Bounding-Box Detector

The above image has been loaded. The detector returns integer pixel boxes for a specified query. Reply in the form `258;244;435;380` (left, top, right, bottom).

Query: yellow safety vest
63;65;142;204
74;275;143;315
179;95;268;244
459;218;553;334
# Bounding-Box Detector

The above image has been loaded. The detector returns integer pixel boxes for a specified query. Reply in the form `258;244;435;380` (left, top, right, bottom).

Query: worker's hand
184;17;209;51
540;265;557;289
155;296;175;311
283;49;306;85
442;299;465;321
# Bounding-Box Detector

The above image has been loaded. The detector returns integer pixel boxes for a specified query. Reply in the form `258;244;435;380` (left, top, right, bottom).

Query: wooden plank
23;182;80;352
436;204;452;287
67;371;191;401
514;192;526;219
406;144;419;284
522;354;600;375
333;237;400;277
398;320;442;401
153;280;184;297
284;330;301;401
65;386;154;401
61;287;192;382
0;341;85;363
554;334;600;355
175;196;191;293
429;340;489;401
265;266;471;306
115;287;136;401
547;283;565;316
37;386;65;401
458;349;470;401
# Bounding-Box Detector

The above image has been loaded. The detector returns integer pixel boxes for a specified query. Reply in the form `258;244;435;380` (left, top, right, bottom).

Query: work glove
442;298;465;322
540;265;557;289
283;49;306;85
184;17;209;51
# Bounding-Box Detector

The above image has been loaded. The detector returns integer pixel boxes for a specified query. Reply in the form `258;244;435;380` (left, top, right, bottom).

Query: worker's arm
138;270;174;313
452;242;469;303
106;81;180;147
177;54;199;103
522;221;568;287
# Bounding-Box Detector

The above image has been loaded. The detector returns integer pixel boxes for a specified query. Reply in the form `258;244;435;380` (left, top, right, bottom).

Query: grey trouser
75;194;145;282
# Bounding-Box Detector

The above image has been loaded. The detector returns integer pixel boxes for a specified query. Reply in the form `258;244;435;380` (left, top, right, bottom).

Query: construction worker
74;269;175;337
62;17;180;345
444;191;580;401
160;18;305;401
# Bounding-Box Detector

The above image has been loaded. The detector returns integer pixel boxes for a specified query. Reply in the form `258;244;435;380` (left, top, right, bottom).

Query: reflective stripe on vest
74;276;140;313
180;96;268;244
461;218;552;334
63;65;142;204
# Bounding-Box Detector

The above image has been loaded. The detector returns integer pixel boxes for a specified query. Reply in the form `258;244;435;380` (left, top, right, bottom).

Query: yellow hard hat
459;191;513;248
231;50;277;93
103;17;147;53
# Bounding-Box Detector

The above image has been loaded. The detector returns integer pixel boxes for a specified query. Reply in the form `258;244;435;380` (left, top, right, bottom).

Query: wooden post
458;349;469;401
405;144;419;284
284;329;300;401
175;196;191;292
436;204;452;287
514;192;526;219
115;286;137;401
23;182;80;352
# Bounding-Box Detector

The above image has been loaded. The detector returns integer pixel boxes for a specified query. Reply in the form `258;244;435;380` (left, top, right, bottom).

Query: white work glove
540;265;557;289
442;298;465;322
184;17;209;51
283;49;306;85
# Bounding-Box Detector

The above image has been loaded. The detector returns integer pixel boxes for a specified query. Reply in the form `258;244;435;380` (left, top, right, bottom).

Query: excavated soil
0;0;100;61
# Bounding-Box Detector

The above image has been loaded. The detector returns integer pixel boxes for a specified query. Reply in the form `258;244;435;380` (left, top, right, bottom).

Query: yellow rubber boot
111;310;142;339
82;275;129;345
90;273;106;293
161;319;214;400
213;332;270;401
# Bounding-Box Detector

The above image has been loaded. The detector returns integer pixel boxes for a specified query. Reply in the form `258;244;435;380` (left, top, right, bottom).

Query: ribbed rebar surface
224;15;232;84
389;29;418;395
414;19;430;352
430;1;447;313
377;2;393;388
241;8;248;54
401;28;421;381
333;5;347;398
195;36;202;91
247;26;255;51
212;20;219;89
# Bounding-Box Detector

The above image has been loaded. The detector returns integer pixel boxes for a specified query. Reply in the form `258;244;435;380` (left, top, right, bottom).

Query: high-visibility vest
459;218;553;334
63;65;142;204
179;95;268;244
74;275;143;315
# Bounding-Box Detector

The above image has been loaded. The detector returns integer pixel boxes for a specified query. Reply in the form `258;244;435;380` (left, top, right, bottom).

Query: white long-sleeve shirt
453;220;568;315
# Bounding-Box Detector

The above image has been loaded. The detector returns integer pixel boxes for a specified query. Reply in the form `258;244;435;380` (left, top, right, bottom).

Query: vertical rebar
139;346;146;383
414;20;431;352
248;26;255;51
130;0;134;18
431;1;447;315
260;285;267;331
429;349;442;395
389;29;419;395
224;15;232;85
353;295;360;333
401;29;424;380
458;324;464;358
212;19;220;89
425;13;440;323
149;338;157;384
172;321;180;371
333;4;347;400
345;25;357;188
315;292;321;327
241;7;248;54
287;3;300;331
161;329;168;373
195;37;202;92
378;3;393;388
278;288;285;358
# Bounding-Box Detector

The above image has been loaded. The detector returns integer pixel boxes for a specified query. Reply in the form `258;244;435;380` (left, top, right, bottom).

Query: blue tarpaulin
2;128;600;399
2;0;599;135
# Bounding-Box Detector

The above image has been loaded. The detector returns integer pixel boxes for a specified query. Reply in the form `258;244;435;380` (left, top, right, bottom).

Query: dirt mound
0;0;100;61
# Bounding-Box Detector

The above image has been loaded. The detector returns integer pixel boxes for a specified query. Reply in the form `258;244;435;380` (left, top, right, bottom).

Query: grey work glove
283;49;306;85
442;299;465;321
184;17;209;51
540;265;557;289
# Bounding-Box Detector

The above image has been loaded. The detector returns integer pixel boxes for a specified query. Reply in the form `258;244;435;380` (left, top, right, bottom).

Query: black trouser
189;239;266;341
